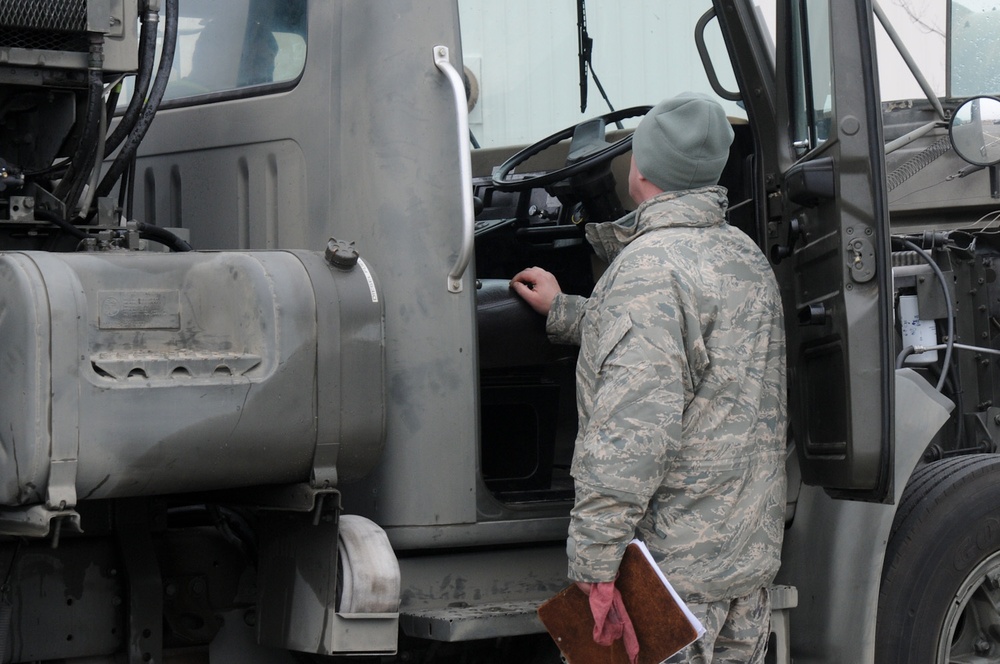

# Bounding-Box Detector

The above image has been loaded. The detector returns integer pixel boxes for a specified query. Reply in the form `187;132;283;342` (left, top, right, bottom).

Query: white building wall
458;0;737;148
458;1;959;149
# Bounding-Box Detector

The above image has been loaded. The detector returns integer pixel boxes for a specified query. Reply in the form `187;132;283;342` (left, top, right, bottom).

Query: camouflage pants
663;588;770;664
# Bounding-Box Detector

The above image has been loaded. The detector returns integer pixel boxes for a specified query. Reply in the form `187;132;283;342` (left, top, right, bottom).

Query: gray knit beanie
632;92;735;192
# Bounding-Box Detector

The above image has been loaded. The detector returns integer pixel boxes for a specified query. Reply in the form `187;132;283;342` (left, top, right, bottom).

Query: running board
400;599;544;641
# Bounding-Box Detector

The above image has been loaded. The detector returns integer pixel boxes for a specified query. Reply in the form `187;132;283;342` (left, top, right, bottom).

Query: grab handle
433;45;474;294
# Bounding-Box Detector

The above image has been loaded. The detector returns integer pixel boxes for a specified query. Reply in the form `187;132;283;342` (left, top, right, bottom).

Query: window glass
166;0;306;99
119;0;306;106
759;0;948;104
787;0;832;156
457;0;745;149
951;1;1000;98
873;1;945;101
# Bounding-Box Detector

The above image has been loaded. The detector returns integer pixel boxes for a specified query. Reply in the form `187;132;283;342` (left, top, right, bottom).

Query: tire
876;454;1000;663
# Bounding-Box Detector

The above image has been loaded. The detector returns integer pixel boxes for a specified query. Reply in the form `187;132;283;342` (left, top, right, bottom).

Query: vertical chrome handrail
433;45;474;294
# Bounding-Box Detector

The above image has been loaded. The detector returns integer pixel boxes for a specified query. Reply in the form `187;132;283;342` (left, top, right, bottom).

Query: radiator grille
0;0;93;54
0;0;89;33
0;27;89;52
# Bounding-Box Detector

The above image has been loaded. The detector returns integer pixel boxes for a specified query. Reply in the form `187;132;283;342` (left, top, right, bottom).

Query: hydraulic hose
33;209;88;241
104;6;159;157
54;38;105;208
34;212;190;252
75;81;109;220
97;0;178;199
136;221;191;252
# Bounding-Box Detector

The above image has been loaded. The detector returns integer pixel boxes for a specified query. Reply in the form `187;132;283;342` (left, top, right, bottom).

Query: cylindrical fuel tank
0;248;384;507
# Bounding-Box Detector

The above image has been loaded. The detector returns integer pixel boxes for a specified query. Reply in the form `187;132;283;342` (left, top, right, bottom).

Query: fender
776;369;954;663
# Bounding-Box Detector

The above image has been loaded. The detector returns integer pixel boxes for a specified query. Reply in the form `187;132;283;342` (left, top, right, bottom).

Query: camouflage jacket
546;187;787;603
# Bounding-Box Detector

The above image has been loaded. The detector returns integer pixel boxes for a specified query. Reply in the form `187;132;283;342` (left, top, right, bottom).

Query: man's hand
576;581;594;596
510;266;562;316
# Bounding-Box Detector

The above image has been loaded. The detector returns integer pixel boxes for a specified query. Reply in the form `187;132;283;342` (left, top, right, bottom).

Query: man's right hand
510;266;562;316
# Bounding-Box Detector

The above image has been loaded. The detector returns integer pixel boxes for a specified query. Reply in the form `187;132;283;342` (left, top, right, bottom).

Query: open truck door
767;0;894;501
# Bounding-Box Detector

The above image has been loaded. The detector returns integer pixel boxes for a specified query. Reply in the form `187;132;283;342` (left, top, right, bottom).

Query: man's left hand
510;266;562;316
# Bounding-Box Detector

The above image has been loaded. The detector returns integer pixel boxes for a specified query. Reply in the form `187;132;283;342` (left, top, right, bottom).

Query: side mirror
950;96;1000;197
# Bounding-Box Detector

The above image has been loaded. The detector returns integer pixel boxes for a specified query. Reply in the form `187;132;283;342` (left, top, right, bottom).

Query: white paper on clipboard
630;538;707;638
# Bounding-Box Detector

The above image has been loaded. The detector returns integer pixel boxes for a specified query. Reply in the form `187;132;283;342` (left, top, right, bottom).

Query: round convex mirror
950;96;1000;166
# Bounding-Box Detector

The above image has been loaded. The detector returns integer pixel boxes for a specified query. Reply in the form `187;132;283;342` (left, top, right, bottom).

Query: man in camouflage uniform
512;92;786;663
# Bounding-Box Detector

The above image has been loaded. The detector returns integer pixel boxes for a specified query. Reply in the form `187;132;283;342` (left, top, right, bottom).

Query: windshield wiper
577;0;622;127
577;0;589;114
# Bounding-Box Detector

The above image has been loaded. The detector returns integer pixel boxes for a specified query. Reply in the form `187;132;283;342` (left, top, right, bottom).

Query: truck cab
0;1;998;662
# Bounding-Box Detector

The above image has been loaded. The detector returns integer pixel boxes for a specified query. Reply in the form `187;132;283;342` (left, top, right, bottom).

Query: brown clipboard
537;541;703;664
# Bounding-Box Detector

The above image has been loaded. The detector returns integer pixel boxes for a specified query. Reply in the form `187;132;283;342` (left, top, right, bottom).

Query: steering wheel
491;106;652;192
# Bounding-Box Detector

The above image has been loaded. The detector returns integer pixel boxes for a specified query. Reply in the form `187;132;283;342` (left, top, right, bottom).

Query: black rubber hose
136;221;191;252
97;0;178;199
34;212;190;252
103;7;158;157
74;82;108;220
54;63;104;205
33;209;88;240
117;154;132;216
104;80;122;124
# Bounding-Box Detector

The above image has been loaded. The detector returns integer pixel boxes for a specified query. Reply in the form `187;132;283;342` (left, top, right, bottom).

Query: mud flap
893;368;955;502
257;510;399;656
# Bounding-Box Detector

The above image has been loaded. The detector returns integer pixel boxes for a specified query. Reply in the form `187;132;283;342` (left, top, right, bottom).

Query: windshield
951;1;1000;97
758;0;997;103
457;0;747;149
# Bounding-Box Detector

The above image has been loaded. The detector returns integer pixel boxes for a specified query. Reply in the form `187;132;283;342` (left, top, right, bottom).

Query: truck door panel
774;0;894;501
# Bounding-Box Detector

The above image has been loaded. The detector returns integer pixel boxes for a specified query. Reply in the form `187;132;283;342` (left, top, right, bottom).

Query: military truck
0;0;999;662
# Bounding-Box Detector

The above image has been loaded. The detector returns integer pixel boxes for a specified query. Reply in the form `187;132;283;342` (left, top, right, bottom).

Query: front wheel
876;454;1000;663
